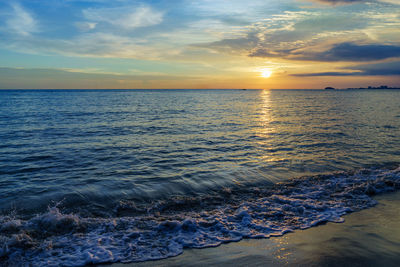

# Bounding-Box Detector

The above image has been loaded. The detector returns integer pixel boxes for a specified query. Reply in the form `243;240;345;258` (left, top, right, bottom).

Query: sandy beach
109;191;400;267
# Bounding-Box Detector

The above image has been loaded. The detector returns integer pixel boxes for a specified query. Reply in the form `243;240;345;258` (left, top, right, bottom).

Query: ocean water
0;89;400;266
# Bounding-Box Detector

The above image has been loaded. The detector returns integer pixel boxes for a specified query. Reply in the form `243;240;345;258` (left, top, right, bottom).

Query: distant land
346;85;400;90
325;85;400;90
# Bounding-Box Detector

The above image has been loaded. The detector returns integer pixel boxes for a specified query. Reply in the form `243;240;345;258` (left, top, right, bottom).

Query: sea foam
1;166;399;266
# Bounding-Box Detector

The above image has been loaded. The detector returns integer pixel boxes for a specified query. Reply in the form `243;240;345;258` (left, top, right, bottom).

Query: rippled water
1;89;400;265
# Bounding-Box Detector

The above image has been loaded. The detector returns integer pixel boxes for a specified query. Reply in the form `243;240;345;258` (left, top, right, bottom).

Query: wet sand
109;191;400;267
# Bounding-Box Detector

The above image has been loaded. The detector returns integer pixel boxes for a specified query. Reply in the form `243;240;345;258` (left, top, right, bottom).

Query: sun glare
261;70;272;78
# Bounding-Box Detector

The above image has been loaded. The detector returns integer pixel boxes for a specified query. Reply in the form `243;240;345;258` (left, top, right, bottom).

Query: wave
1;166;400;266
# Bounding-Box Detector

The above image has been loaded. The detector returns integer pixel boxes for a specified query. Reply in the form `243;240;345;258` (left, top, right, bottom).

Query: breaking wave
1;166;400;266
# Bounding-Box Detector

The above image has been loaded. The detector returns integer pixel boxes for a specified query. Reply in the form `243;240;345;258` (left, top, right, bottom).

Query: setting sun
261;70;272;78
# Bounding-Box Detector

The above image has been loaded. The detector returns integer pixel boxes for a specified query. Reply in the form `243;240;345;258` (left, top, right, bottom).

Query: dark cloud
291;61;400;76
354;60;400;75
292;72;360;77
250;43;400;62
310;43;400;61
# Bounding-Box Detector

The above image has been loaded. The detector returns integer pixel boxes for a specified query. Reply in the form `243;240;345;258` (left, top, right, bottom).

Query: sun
261;70;272;78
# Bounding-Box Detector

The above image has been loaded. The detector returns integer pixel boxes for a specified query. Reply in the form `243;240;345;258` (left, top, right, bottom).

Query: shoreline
108;191;400;267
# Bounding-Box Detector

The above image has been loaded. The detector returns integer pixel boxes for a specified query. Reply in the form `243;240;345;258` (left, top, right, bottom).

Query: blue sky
0;0;399;89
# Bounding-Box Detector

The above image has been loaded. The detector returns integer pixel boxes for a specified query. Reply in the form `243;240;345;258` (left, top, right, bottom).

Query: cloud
196;11;313;54
0;32;172;60
251;42;400;61
75;22;97;31
195;32;260;54
0;3;170;60
308;0;400;5
82;5;163;29
6;3;38;36
0;67;195;89
309;0;364;4
200;11;377;59
380;0;400;4
353;60;400;75
292;71;360;76
196;5;400;63
292;61;400;76
0;0;398;66
298;42;400;61
0;67;191;80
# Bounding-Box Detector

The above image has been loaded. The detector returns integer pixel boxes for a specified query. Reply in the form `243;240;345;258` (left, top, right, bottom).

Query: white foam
1;167;399;266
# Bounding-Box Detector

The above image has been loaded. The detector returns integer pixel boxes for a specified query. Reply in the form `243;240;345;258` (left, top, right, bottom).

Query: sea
0;89;399;266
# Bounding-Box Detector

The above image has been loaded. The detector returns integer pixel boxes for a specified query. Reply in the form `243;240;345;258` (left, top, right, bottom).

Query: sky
0;0;399;89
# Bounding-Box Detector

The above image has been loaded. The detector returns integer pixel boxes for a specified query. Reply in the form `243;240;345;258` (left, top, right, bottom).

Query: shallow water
0;89;400;265
127;191;400;267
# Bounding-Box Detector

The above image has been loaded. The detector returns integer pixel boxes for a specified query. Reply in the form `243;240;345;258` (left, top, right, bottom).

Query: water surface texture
0;89;400;265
